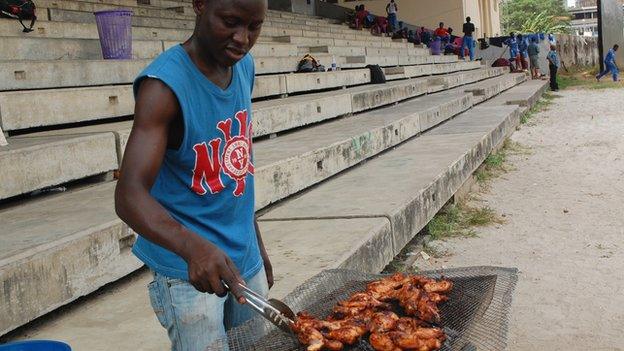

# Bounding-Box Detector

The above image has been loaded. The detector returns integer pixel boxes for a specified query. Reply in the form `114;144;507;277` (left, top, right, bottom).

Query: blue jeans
148;266;269;351
387;13;397;31
460;35;474;60
596;62;619;81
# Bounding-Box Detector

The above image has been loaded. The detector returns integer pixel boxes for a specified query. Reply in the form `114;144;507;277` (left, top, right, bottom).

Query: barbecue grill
208;266;518;351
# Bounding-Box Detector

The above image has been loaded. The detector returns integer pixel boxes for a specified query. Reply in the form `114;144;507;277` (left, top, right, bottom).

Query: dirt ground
412;88;624;350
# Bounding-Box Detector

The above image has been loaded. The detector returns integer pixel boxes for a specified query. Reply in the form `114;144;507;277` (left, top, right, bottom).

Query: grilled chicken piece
369;332;401;351
366;273;411;301
388;329;445;351
368;311;400;333
423;280;453;294
293;313;344;351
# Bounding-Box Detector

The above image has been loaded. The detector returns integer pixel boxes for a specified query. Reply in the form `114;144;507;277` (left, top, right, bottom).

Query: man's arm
115;78;246;302
254;217;274;289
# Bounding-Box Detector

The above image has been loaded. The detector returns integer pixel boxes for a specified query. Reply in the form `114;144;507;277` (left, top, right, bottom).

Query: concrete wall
335;0;500;36
556;33;600;67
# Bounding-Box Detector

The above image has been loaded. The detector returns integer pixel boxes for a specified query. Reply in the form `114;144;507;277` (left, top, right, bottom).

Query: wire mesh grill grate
208;266;517;351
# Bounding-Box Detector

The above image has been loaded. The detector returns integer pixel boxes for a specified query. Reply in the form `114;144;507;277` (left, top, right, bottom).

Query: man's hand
183;235;247;303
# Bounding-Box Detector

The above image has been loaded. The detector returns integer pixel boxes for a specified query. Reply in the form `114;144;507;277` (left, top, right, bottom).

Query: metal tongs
223;282;296;335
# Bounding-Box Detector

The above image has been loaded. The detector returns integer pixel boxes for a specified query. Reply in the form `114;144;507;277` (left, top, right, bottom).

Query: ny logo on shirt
191;110;254;197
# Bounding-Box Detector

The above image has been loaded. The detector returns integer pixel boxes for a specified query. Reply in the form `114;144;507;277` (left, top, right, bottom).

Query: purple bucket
94;9;133;59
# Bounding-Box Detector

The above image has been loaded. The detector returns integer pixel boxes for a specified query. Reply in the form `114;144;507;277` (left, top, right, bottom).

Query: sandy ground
418;88;624;350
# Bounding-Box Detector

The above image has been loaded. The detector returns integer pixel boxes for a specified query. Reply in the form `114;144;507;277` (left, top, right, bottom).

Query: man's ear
193;0;207;16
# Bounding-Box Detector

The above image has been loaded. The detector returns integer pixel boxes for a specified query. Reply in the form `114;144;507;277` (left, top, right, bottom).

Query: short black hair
466;16;471;22
614;44;620;49
439;22;444;27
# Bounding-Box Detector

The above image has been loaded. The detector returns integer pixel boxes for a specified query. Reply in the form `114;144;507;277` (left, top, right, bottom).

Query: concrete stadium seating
0;0;548;339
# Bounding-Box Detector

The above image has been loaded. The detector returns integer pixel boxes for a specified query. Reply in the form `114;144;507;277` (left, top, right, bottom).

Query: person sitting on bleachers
407;30;421;44
446;27;456;45
443;37;456;55
430;36;443;55
354;5;371;29
433;22;448;39
420;27;432;46
392;22;408;39
371;15;389;36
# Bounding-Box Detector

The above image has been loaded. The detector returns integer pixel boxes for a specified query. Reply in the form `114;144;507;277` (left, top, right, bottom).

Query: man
434;22;448;39
528;37;540;79
546;44;560;91
420;26;431;46
385;0;398;32
504;32;520;71
596;44;619;82
460;16;475;61
114;0;273;350
517;33;528;71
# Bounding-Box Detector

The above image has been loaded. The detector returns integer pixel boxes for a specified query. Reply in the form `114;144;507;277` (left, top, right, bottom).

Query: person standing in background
517;34;529;71
546;45;560;91
527;37;540;79
386;0;398;33
460;17;475;61
504;32;520;71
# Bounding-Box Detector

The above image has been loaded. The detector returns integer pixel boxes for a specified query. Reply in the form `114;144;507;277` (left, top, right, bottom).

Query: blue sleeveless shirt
131;44;262;280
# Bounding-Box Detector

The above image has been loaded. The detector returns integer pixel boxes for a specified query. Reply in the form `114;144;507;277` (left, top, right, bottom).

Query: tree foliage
501;0;571;34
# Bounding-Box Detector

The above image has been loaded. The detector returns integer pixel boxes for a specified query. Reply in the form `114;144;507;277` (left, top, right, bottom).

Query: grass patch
520;92;558;124
558;65;623;90
474;138;530;187
426;202;504;240
475;149;509;186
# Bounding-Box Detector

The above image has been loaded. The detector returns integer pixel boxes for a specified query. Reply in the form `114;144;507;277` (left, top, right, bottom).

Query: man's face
615;46;619;51
193;0;267;67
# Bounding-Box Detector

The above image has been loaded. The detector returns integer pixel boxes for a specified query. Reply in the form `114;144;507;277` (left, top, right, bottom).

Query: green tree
501;0;571;34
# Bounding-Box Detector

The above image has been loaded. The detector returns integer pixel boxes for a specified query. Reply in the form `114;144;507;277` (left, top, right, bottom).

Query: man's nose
232;27;249;47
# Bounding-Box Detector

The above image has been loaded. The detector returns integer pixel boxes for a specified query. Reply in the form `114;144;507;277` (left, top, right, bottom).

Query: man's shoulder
134;46;188;97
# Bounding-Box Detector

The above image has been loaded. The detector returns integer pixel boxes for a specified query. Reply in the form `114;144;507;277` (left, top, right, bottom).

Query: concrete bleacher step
0;35;327;61
0;54;345;91
344;54;458;68
384;61;482;80
484;78;549;109
0;69;374;131
0;133;118;200
464;72;528;103
0;181;142;337
274;35;411;49
260;103;527;298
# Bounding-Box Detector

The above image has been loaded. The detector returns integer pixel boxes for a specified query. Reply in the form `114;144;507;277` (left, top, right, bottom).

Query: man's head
614;44;619;51
448;27;453;33
192;0;267;67
517;33;523;39
390;0;395;3
439;22;444;28
466;16;471;22
550;45;556;51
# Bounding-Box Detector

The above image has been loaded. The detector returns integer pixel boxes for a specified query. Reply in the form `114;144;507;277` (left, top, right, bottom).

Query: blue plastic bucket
0;340;71;351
